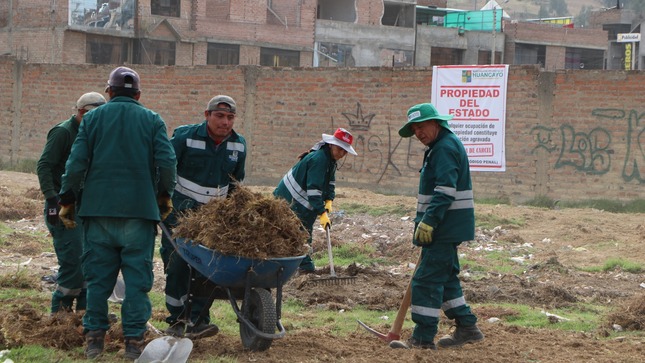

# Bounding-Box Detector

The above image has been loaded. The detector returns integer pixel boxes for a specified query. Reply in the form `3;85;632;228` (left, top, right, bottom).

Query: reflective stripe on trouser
46;208;85;313
410;243;477;341
81;217;156;337
160;224;210;324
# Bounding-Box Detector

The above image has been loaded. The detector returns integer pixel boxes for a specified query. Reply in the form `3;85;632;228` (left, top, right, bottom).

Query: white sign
617;33;641;42
431;65;508;172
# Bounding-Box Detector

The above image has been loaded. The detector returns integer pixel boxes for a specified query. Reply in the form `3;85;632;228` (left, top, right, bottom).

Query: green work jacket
37;116;79;199
274;144;336;223
61;96;176;221
415;128;475;245
170;121;246;211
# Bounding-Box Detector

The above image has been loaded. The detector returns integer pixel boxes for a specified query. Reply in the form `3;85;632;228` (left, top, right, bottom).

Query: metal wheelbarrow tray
172;236;305;352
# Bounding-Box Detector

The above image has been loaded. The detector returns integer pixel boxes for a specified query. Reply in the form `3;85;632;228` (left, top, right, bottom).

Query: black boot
84;330;105;359
437;324;484;348
124;335;145;360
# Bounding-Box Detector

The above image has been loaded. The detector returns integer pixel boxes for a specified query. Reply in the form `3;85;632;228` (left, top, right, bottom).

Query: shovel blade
136;336;193;363
356;320;400;343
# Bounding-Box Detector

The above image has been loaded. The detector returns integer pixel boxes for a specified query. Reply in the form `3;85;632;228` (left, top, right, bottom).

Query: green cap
399;103;453;138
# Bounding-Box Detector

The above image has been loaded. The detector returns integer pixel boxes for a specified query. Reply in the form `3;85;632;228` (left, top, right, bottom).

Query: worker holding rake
397;103;484;350
273;128;357;273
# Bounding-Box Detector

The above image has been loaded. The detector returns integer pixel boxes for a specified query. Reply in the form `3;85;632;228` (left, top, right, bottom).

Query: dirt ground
0;170;643;362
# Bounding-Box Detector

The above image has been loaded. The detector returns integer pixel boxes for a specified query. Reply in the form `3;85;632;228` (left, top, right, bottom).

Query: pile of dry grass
0;305;84;349
173;185;308;259
604;294;645;331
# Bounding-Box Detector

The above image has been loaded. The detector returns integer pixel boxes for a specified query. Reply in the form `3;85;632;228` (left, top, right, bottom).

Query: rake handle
326;226;336;277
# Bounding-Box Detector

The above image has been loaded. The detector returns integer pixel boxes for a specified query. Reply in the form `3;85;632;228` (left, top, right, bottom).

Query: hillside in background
446;0;606;20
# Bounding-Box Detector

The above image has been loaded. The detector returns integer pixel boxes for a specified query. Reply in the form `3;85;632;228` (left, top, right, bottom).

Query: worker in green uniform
37;91;106;314
273;128;357;273
161;95;246;339
397;103;483;350
59;66;176;360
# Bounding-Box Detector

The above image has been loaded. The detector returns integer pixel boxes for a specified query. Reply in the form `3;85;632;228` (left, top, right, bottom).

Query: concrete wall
1;57;644;203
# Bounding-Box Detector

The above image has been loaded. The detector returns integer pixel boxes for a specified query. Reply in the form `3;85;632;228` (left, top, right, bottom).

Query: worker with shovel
273;127;357;273
396;103;484;350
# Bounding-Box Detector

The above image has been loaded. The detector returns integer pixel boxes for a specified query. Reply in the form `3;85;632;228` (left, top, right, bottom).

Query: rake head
307;275;357;286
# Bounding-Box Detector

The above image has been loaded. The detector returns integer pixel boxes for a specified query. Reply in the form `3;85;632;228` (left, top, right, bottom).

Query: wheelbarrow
160;223;305;352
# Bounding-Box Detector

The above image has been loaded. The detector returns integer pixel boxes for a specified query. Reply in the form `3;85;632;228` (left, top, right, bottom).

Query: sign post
617;33;641;70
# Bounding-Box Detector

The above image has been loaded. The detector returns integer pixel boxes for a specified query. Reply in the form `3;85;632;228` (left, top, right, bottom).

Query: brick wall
1;58;644;202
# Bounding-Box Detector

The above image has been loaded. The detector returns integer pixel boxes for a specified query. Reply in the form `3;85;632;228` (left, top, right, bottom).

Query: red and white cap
322;128;357;155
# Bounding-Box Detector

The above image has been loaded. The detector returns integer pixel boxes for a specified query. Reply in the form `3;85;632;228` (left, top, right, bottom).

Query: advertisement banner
431;65;508;172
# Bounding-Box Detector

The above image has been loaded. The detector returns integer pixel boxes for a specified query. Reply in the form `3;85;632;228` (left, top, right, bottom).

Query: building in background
0;0;618;70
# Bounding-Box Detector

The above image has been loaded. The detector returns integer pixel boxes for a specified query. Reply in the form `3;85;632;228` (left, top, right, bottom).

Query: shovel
357;251;422;343
135;336;193;363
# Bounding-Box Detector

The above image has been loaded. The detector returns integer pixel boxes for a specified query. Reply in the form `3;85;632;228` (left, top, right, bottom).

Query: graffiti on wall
334;102;423;183
530;108;645;183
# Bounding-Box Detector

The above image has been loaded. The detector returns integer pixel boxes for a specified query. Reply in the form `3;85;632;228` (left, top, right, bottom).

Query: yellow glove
59;204;77;229
324;200;333;214
414;222;434;244
320;212;331;230
157;194;173;221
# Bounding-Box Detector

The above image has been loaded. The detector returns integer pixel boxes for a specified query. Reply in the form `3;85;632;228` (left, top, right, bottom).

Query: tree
575;5;592;28
549;0;569;16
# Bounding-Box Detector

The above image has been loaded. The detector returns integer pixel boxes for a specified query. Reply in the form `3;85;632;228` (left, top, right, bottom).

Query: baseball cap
75;92;106;111
207;95;236;114
106;66;140;91
322;128;358;155
398;103;453;138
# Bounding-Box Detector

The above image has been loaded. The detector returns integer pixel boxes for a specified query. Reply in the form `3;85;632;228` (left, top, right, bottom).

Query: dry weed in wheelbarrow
173;185;309;259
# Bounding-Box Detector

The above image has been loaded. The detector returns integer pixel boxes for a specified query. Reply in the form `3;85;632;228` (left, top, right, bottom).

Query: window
134;39;175;65
565;47;604;70
151;0;180;17
86;34;130;64
69;0;136;31
514;44;546;67
382;2;414;28
207;43;240;65
431;47;463;66
317;42;354;67
317;0;356;22
260;48;299;67
477;50;502;65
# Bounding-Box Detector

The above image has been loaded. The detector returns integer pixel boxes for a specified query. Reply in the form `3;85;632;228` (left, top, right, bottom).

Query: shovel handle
390;251;422;336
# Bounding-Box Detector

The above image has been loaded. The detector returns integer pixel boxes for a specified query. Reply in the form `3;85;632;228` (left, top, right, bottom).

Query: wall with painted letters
1;56;643;202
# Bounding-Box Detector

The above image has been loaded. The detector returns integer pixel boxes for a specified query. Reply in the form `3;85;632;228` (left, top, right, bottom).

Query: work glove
58;204;77;229
45;197;61;225
414;221;434;245
157;192;173;221
57;190;77;229
324;199;333;214
319;211;331;230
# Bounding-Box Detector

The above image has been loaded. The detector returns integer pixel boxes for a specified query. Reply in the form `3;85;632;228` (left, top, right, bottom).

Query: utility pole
491;9;496;64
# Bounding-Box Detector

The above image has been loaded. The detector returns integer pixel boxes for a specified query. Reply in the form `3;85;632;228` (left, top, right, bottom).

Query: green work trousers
81;217;156;338
45;202;85;313
410;243;477;342
160;217;211;325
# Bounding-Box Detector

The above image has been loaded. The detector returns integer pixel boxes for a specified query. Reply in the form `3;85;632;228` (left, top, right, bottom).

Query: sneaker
407;336;437;350
437;325;484;348
185;321;219;339
165;321;186;337
124;336;145;360
84;330;105;359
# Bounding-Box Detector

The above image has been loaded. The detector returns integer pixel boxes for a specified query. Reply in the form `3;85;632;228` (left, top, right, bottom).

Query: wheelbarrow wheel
240;288;276;352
